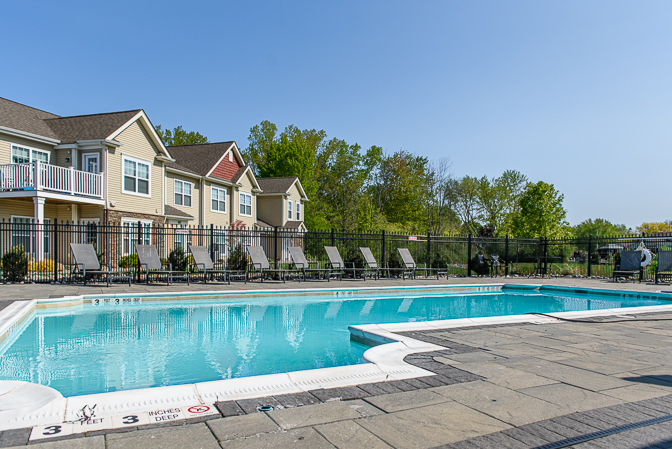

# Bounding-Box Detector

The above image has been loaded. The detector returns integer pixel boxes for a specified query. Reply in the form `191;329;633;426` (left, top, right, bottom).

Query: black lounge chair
612;250;642;283
189;245;237;284
398;248;438;280
246;246;288;282
656;251;672;284
136;244;190;285
69;243;130;286
324;246;353;280
289;246;330;281
359;247;389;280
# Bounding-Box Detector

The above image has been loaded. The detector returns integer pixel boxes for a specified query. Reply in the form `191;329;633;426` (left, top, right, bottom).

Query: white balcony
0;161;103;199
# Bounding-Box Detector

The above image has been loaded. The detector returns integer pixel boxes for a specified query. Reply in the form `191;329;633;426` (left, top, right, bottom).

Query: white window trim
82;153;100;173
11;215;52;254
211;186;227;214
174;179;193;208
121;155;152;198
11;144;50;164
288;199;293;220
296;201;301;221
239;191;252;217
121;218;153;255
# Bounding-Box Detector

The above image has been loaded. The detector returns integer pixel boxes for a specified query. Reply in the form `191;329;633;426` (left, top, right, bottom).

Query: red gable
211;152;241;180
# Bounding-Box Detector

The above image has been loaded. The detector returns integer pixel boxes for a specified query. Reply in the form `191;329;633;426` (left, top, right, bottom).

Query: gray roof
255;219;273;228
0;97;142;144
283;221;304;229
166;142;235;180
231;165;249;184
257;177;298;194
164;205;194;219
44;110;140;144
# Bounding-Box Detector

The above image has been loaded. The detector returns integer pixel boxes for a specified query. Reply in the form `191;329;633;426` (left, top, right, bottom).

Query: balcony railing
0;161;103;199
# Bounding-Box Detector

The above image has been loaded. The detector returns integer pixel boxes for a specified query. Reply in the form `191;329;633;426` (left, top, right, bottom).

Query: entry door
82;154;100;173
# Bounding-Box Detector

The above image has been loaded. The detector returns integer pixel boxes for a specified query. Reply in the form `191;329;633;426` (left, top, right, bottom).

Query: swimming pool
0;285;669;397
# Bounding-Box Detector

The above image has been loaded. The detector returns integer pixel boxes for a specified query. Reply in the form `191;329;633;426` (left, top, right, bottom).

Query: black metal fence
0;219;670;283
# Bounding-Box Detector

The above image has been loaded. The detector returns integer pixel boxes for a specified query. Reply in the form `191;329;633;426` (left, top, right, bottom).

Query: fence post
504;234;509;277
587;234;592;277
544;236;549;276
136;220;142;282
467;233;472;277
331;228;335;247
426;232;431;270
381;230;386;266
274;226;279;267
209;223;214;262
53;220;58;282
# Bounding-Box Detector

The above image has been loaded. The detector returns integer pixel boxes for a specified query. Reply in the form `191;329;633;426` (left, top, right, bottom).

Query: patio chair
245;246;288;282
324;246;354;281
655;251;672;284
289;246;330;281
188;245;238;284
135;244;190;285
612;250;642;283
359;247;390;280
69;243;130;287
397;248;440;280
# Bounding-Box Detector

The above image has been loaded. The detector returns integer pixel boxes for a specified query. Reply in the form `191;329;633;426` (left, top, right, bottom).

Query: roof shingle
44;110;140;144
0;97;60;140
257;177;298;194
166;142;235;179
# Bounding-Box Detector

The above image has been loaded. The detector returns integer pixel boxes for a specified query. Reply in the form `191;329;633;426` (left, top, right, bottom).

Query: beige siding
203;181;231;228
166;172;200;222
107;121;164;216
234;172;256;228
287;183;304;222
0;199;63;222
0;135;54;166
53;149;73;168
257;196;283;227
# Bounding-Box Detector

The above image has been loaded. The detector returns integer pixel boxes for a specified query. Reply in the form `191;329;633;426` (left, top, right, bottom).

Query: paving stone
273;391;321;408
535;419;585;438
220;427;335;449
457;362;557;390
207;412;279;441
358;382;405;396
518;383;623;412
504;359;631;391
267;401;363;430
433;380;565;426
499;426;552;446
215;400;246;417
105;423;219;449
9;435;104;448
314;420;393;449
547;415;602;434
364;388;450;413
600;384;672;402
477;432;533;449
577;408;631;427
400;377;434;389
236;396;283;414
357;401;511;448
514;422;565;443
0;427;31;448
309;386;371;402
345;399;386;418
416;375;452;387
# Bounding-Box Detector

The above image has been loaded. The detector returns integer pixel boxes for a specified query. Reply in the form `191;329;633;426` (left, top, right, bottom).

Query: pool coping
1;283;672;432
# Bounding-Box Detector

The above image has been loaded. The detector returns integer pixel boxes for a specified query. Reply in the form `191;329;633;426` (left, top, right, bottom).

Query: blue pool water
0;287;668;397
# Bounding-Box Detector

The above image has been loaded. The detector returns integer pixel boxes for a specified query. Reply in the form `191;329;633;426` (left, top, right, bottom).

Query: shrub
226;244;248;271
28;259;56;272
118;254;139;268
168;247;189;271
2;246;28;282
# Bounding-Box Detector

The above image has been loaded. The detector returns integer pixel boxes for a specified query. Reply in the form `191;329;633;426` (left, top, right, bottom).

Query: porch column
33;197;45;262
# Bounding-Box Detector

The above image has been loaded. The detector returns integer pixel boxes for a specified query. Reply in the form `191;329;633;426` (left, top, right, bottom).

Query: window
296;202;301;221
11;145;49;164
82;154;100;173
121;219;152;255
81;219;99;247
11;216;50;254
174;180;192;207
239;192;252;216
288;200;293;220
211;187;226;213
123;156;150;196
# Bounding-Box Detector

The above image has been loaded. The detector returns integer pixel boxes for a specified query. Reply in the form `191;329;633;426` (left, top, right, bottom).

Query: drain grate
533;413;672;449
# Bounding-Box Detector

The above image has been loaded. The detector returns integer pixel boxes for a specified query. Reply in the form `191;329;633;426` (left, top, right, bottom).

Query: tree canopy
511;181;570;239
156;125;208;146
573;218;630;237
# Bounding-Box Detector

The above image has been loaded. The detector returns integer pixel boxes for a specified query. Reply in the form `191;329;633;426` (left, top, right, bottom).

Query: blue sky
2;1;671;228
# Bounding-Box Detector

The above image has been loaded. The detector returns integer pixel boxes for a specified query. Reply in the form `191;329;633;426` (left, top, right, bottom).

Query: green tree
155;125;208;146
636;221;672;235
512;181;570;238
573;218;631;237
477;170;528;236
446;176;482;235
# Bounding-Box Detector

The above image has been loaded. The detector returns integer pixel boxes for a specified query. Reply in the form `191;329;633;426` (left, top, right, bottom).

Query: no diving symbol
188;406;210;414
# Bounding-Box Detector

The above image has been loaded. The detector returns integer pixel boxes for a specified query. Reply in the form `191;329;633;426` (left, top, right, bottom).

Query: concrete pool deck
2;277;672;448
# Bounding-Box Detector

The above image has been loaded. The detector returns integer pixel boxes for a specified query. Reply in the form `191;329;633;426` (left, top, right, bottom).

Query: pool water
0;288;667;397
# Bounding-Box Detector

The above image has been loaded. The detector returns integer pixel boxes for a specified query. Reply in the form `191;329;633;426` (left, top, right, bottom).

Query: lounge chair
612;250;642;283
289;246;330;281
246;246;288;282
359;247;389;280
398;248;439;280
656;251;672;284
135;244;190;285
69;243;130;286
324;246;354;280
189;245;238;284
